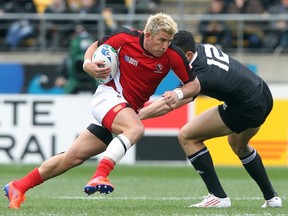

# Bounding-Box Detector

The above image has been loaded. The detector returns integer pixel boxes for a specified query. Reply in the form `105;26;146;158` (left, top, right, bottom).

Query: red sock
13;167;44;194
91;158;114;179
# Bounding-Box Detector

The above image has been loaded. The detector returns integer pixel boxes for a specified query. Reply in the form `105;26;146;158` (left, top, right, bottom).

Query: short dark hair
173;30;196;53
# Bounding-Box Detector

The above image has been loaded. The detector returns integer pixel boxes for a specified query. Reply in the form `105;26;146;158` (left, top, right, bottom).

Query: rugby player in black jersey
139;30;282;208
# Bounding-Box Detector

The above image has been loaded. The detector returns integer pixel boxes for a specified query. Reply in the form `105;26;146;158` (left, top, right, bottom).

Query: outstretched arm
139;77;200;120
138;97;193;120
162;77;200;108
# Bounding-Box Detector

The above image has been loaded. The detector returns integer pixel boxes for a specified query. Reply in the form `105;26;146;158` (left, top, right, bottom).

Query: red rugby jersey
98;27;196;112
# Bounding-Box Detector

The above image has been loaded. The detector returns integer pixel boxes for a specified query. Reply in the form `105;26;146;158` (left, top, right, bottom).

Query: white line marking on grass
53;196;276;201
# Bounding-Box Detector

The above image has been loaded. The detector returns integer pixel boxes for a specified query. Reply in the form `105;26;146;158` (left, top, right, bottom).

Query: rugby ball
92;44;119;84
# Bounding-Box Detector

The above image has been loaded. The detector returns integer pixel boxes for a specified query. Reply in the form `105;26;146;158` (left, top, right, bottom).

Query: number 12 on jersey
204;44;229;71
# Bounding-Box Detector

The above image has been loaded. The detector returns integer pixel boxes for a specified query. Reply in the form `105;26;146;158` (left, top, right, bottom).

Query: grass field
0;163;287;216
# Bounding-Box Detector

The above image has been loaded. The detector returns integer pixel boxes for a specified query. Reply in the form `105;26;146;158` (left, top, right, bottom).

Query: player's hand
162;91;179;108
83;60;111;79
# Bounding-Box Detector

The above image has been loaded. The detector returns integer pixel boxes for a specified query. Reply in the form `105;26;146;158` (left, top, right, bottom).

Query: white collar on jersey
189;51;198;68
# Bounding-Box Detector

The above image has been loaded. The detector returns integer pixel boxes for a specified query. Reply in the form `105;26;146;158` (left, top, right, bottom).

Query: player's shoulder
167;43;187;60
113;26;142;36
194;43;231;63
192;44;208;63
99;27;141;44
195;43;206;55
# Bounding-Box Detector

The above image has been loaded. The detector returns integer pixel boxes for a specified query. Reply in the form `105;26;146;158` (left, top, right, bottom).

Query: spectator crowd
0;0;160;51
198;0;288;53
0;0;287;53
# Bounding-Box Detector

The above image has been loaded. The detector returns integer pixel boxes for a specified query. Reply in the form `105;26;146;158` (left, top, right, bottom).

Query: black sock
240;148;277;200
188;147;227;198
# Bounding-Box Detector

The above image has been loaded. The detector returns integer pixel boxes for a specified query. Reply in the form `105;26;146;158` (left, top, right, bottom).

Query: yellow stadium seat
33;0;53;13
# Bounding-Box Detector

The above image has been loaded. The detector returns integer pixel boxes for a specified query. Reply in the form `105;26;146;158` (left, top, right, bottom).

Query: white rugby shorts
90;85;127;128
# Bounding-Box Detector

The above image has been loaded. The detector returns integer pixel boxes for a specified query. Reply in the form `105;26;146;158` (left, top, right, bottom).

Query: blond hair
143;12;178;36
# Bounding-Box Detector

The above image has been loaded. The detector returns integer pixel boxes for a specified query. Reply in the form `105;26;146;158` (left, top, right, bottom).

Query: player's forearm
84;41;98;61
83;41;99;75
139;97;193;120
138;98;174;120
181;77;201;99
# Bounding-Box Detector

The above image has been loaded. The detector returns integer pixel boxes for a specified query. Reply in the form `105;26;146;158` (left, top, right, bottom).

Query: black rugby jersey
191;44;264;107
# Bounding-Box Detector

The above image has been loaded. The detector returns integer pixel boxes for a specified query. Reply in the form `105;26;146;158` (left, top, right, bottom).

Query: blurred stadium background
1;1;287;214
0;0;287;166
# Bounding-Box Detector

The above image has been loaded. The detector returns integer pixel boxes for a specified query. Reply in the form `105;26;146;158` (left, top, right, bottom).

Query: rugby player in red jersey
3;13;200;209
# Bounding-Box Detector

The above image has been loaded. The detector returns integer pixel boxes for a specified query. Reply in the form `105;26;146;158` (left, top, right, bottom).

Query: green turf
0;163;287;215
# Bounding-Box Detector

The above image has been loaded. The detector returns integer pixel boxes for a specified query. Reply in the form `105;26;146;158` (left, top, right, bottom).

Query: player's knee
178;128;190;146
137;123;145;136
228;136;241;155
129;123;145;143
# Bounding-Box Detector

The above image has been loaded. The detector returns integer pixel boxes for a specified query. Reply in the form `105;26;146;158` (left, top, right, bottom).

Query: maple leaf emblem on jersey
154;63;164;73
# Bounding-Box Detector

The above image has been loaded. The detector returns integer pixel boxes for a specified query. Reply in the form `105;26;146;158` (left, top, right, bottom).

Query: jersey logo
154;63;164;73
196;170;204;175
124;55;138;66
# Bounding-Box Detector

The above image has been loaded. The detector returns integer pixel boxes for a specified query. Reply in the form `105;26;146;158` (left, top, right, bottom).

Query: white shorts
90;85;128;130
